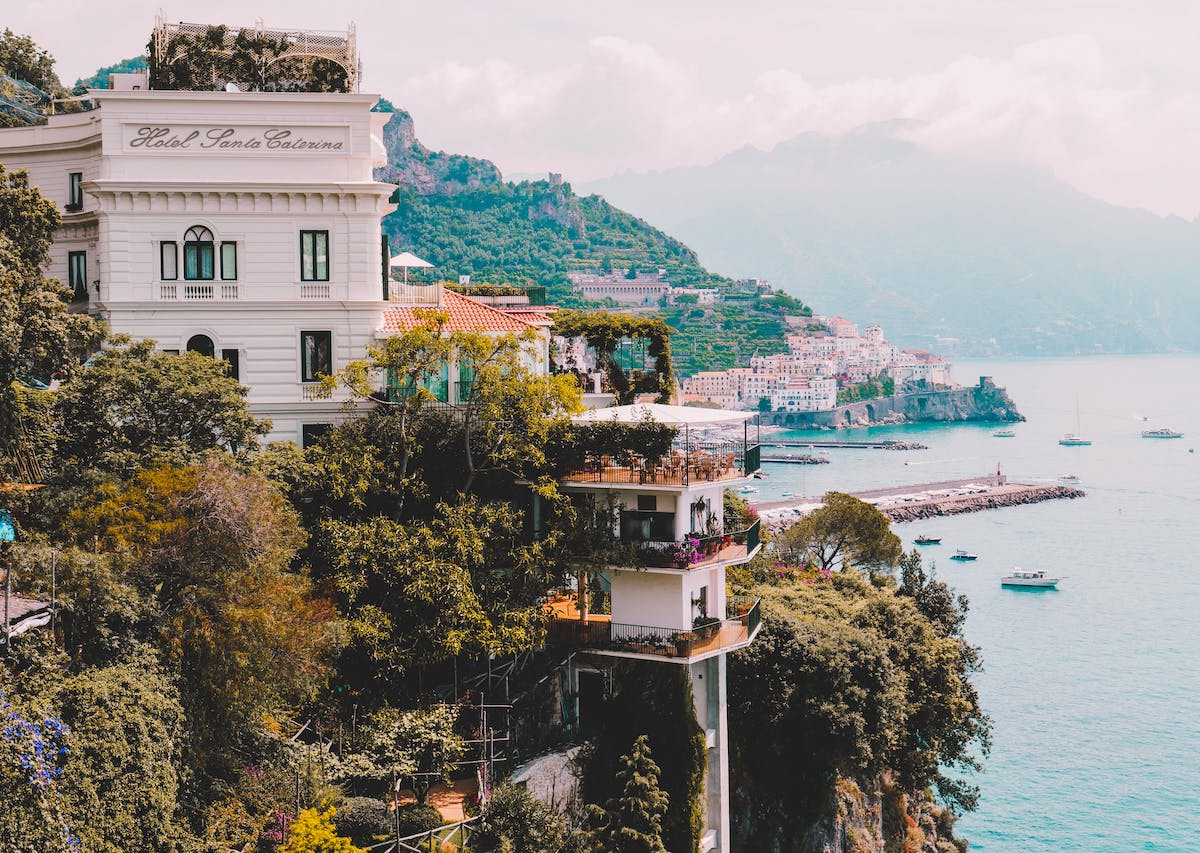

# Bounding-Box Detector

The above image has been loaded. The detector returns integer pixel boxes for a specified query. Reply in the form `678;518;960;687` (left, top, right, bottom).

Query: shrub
395;803;444;839
334;797;392;847
475;784;566;853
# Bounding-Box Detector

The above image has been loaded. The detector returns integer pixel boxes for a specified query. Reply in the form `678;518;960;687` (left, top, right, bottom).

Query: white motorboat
993;428;1016;437
949;549;978;561
1142;428;1183;439
1001;568;1061;588
1059;473;1080;483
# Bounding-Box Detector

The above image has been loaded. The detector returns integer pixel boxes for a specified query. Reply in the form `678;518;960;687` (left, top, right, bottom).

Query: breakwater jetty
761;454;830;465
756;474;1085;530
761;439;927;451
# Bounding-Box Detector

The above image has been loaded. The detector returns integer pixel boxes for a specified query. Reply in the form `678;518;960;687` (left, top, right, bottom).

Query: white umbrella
389;251;434;284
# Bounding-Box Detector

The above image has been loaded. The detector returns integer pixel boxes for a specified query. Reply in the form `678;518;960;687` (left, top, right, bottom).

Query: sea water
757;355;1200;851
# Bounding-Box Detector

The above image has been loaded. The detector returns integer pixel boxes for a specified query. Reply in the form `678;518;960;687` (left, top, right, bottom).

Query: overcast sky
12;1;1200;217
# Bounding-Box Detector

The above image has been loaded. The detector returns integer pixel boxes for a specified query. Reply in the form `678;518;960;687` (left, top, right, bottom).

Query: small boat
780;491;795;497
737;486;758;495
993;428;1016;438
914;534;942;545
1059;473;1080;482
949;549;978;561
1142;428;1183;439
1001;568;1061;588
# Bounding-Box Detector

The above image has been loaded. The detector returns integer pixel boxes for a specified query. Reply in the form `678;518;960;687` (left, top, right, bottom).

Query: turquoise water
757;355;1200;851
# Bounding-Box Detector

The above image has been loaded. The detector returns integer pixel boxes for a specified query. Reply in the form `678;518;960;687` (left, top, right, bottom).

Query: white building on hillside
550;404;764;853
0;45;408;446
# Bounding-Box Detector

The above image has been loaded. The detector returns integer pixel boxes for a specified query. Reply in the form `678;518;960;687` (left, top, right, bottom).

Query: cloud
400;29;1200;216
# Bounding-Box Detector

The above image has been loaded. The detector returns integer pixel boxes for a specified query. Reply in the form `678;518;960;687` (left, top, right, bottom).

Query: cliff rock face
374;108;502;196
779;776;965;853
762;377;1023;429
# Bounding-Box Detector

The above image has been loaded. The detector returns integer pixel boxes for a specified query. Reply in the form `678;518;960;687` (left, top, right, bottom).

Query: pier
755;474;1085;530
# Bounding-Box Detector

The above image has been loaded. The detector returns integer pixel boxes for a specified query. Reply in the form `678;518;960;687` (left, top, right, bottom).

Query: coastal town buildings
548;403;763;853
682;315;951;411
566;268;671;305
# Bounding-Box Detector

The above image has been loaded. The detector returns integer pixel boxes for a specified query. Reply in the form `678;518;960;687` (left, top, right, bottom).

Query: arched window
186;334;215;358
183;226;215;280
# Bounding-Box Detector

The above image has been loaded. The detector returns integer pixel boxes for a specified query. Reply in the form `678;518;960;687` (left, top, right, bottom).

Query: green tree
475;783;567;853
776;491;901;573
0;165;100;470
281;807;364;853
56;654;188;853
365;704;465;804
69;458;339;775
55;338;268;476
584;735;669;853
0;29;62;89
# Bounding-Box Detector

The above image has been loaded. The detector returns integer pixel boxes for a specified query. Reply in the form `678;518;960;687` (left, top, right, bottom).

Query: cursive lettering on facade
128;126;346;152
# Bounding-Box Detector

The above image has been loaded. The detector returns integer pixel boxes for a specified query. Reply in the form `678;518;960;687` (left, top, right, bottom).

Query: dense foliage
727;553;989;851
383;180;709;301
73;55;147;91
579;662;706;853
0;166;101;476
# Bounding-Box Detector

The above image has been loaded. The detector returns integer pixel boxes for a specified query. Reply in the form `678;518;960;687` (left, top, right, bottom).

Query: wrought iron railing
564;438;762;487
547;596;761;659
626;519;762;569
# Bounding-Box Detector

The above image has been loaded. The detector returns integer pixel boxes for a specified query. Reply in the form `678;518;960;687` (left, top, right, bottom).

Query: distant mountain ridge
586;122;1200;356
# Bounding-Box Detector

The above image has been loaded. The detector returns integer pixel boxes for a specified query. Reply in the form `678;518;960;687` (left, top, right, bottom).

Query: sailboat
1059;395;1092;447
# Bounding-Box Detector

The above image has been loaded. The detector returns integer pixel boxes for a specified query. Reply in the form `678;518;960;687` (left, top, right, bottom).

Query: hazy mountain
586;121;1200;355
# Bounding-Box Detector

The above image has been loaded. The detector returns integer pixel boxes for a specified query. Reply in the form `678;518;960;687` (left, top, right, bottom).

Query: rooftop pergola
566;404;762;487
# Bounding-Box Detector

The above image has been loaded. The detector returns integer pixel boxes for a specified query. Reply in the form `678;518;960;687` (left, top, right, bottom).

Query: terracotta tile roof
380;289;536;334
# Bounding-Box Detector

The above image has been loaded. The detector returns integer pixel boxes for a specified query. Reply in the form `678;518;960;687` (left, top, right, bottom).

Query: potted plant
673;631;697;656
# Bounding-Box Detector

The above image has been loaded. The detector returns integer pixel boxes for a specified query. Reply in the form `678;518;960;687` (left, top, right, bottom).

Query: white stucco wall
0;90;397;446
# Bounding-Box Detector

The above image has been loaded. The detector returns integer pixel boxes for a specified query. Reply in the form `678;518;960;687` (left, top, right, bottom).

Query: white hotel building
0;70;404;446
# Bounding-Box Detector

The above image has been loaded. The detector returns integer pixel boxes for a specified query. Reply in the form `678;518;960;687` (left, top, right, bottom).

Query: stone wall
762;376;1023;429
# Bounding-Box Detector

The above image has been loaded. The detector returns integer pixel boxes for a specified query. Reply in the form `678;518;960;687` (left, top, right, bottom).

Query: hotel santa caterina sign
123;124;349;154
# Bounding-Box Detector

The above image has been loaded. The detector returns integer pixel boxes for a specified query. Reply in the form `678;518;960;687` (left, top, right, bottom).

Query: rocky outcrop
751;775;965;853
762;377;1023;430
374;107;502;196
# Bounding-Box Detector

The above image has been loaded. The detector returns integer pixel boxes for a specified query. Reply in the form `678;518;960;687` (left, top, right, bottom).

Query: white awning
571;403;756;427
389;251;433;269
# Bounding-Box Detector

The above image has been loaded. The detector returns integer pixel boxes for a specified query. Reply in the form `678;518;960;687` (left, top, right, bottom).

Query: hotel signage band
123;125;349;153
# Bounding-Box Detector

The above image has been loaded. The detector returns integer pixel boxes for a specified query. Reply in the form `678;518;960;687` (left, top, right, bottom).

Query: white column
690;653;731;853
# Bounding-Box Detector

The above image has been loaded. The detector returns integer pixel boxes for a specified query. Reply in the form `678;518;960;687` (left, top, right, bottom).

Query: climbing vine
552;310;673;404
147;25;351;92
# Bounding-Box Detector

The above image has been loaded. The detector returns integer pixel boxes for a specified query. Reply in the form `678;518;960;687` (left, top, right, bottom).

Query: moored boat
1001;568;1061;588
949;549;978;561
1142;428;1183;439
914;534;941;545
1059;473;1080;483
993;428;1016;437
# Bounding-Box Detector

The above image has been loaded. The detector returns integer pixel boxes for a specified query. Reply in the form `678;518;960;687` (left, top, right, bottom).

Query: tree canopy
0;165;100;475
776;491;902;574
